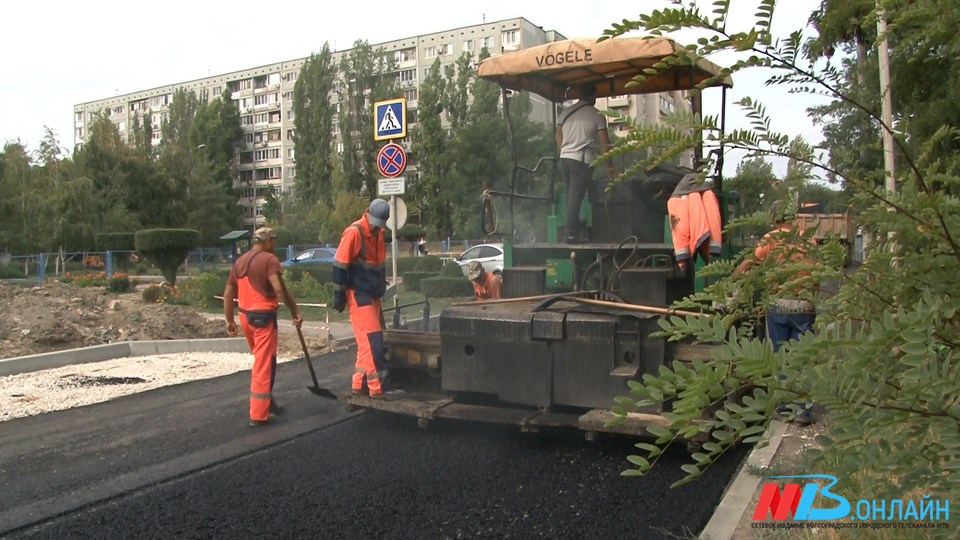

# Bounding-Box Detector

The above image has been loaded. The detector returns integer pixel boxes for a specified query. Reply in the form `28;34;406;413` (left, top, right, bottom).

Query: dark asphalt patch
15;413;746;539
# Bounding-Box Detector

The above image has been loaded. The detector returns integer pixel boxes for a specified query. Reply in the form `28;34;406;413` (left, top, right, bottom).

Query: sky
2;0;827;175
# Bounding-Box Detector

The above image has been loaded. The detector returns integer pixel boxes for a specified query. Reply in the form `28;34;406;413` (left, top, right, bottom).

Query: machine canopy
476;36;731;101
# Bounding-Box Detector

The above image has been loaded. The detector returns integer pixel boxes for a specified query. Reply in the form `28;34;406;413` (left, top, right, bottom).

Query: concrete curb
0;338;249;377
699;420;790;540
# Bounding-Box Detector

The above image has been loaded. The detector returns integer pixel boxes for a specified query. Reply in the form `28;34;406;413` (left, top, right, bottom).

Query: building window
255;149;268;161
287;166;296;178
240;152;253;164
236;79;253;91
404;89;418;103
424;46;437;59
286;129;294;140
287;148;295;159
395;48;416;63
268;130;282;141
112;105;124;115
397;69;416;84
502;30;518;45
75;111;84;122
268;166;282;179
212;86;222;95
255;113;269;124
76;127;84;139
439;43;452;56
255;206;264;216
255;94;269;106
282;91;293;101
270;111;282;123
267;73;281;86
287;109;295;120
269;148;280;159
480;36;494;50
463;39;474;52
659;95;675;114
239;170;253;182
241;115;253;126
283;71;298;83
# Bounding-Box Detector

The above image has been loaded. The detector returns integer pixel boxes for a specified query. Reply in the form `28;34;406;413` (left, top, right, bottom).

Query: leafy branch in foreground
603;0;960;526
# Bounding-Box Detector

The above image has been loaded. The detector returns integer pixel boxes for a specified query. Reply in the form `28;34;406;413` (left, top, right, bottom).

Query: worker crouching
467;261;501;301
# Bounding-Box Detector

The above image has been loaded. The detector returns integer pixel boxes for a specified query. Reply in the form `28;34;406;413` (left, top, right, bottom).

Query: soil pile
0;281;225;359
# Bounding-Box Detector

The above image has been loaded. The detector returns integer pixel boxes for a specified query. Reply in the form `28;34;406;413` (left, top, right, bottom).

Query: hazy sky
2;0;826;174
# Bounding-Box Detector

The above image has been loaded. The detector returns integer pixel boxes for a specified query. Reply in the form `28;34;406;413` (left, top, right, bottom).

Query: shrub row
420;276;473;298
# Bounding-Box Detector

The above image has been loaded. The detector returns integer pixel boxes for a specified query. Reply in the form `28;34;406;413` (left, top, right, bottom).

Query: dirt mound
0;281;225;359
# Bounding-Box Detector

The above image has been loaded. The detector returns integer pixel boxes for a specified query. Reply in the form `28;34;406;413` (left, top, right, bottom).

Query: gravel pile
0;352;299;422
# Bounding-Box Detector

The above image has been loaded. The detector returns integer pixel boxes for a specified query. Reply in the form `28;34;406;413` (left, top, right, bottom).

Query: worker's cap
368;199;390;228
466;261;484;281
253;227;278;242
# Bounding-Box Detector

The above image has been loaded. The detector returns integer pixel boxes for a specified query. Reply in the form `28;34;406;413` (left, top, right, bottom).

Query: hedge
415;255;443;272
283;262;333;284
396;224;426;240
420;276;473;298
0;265;26;279
96;232;135;251
440;261;466;277
396;257;421;275
403;271;439;292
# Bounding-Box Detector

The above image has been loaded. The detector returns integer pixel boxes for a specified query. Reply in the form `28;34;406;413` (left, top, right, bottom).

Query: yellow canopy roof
476;36;731;101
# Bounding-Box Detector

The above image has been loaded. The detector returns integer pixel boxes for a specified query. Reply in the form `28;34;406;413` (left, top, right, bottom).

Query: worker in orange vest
333;199;402;399
223;227;303;427
467;261;502;301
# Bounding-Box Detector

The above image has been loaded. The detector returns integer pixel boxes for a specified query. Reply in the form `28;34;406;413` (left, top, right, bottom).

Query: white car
455;243;504;277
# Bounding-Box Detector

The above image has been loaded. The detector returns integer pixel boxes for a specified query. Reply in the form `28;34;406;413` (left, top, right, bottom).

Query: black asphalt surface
2;347;745;540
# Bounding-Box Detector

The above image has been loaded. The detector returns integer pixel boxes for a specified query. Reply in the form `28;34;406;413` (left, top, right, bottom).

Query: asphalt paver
3;347;745;539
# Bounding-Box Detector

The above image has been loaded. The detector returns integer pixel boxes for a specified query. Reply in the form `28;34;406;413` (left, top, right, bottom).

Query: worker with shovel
223;227;303;427
333;199;403;399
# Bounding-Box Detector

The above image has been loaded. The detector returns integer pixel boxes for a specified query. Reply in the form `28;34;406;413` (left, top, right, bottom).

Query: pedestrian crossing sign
374;98;407;141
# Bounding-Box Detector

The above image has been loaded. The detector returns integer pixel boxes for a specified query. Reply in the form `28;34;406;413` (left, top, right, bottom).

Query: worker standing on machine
556;84;615;244
333;199;401;399
467;261;501;301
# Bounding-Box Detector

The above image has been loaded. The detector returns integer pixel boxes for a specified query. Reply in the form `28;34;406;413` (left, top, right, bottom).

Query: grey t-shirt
558;100;607;163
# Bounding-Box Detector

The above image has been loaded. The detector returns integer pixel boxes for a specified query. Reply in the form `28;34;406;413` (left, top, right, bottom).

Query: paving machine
346;36;734;439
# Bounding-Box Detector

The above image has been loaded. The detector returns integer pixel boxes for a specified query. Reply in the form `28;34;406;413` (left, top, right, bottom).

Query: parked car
454;243;504;277
281;247;337;267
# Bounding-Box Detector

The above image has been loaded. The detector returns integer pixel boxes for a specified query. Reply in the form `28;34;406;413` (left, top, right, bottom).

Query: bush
403;271;439;292
396;224;426;240
96;232;135;251
285;272;333;304
440;261;466;277
415;255;443;272
134;228;200;286
420;276;473;298
396;256;420;275
142;284;173;304
0;265;25;279
61;271;108;287
106;273;133;293
286;263;333;284
176;272;227;308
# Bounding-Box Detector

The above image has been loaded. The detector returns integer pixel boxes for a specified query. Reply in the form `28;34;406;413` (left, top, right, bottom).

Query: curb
0;338;249;377
699;420;790;540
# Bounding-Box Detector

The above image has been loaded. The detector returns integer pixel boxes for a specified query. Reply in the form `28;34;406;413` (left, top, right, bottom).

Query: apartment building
73;17;687;228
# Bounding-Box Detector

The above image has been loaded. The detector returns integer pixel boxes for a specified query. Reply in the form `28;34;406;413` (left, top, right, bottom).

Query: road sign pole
390;195;399;323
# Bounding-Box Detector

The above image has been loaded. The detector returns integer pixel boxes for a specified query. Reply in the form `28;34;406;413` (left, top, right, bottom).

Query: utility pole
876;7;896;196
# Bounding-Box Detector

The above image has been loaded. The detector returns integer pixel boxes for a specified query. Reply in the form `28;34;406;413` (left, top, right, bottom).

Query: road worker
223;227;303;427
333;199;402;399
467;261;501;301
733;200;816;425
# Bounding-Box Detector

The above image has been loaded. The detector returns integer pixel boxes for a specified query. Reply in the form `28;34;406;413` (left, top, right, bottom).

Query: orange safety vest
333;214;387;306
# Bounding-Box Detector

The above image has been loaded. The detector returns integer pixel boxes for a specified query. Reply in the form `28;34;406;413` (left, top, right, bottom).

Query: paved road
2;347;745;539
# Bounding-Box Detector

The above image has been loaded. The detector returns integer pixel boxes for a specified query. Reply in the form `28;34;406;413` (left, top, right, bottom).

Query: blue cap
368;199;390;228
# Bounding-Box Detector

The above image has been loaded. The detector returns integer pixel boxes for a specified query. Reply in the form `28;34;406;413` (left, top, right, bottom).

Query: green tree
337;40;399;197
410;58;451;235
293;44;337;205
602;1;960;525
134;228;199;285
727;157;779;215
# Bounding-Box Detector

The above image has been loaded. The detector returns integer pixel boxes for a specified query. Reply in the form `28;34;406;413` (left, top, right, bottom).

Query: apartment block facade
73;17;688;228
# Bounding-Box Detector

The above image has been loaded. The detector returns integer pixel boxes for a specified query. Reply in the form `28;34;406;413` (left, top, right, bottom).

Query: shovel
295;325;338;400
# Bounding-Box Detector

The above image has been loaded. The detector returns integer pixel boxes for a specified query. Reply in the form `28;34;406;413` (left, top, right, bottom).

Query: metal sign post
391;195;398;320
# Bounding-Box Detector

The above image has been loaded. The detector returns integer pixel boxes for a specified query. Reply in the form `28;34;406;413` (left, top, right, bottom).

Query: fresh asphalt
1;346;745;539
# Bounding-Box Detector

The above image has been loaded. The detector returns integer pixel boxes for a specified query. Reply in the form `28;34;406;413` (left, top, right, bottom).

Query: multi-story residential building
73;17;689;228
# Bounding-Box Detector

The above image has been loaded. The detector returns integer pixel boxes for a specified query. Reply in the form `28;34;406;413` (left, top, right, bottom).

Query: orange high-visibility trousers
701;189;723;257
347;289;385;395
240;312;277;422
668;195;692;269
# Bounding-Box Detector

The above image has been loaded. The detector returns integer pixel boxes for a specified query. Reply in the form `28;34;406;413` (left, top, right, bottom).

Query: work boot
269;402;286;416
350;387;368;397
369;389;406;400
249;419;269;427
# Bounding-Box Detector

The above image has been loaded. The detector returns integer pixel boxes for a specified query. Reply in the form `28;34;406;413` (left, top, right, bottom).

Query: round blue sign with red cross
377;143;406;178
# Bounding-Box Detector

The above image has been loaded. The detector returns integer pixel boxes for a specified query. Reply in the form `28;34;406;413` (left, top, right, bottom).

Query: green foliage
294;44;337;206
440;261;465;277
96;232;135;251
414;255;443;272
284;271;333;303
106;273;133;293
396;223;426;240
402;271;438;292
134;229;199;286
285;262;333;284
396;256;421;275
603;0;960;525
0;265;26;279
175;271;227;308
420;276;473;298
142;284;173;304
